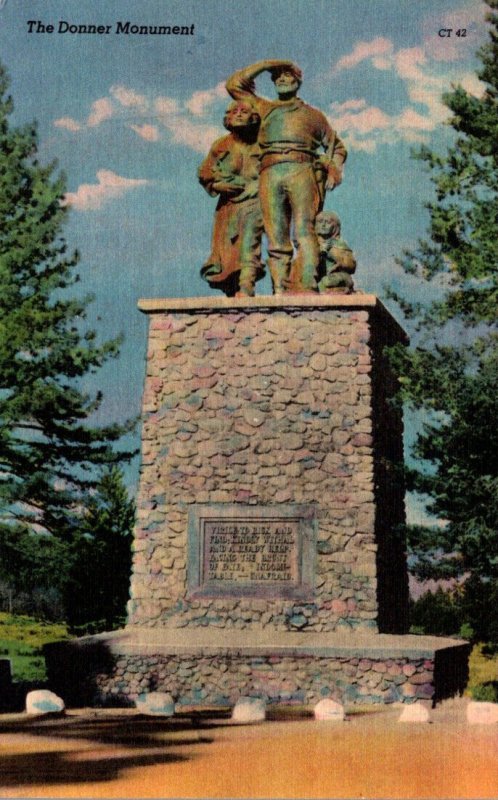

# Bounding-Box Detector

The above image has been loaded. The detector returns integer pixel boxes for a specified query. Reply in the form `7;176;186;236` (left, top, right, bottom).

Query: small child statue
316;211;356;294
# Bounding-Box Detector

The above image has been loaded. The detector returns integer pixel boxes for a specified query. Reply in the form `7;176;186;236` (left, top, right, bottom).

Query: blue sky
0;0;490;522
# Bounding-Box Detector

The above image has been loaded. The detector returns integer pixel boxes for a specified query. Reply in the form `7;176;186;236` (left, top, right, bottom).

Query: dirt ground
0;699;496;799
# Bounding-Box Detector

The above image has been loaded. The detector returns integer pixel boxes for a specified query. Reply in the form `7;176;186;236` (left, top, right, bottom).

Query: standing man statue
226;59;347;293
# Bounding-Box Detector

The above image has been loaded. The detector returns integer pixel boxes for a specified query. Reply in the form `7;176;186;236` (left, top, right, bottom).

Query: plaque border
187;504;317;600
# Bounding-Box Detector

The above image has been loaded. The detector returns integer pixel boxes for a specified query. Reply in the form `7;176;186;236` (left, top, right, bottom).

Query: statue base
45;627;470;708
129;294;410;634
45;295;470;709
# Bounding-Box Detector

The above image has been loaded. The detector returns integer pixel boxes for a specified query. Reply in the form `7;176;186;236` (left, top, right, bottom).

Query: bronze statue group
199;60;356;297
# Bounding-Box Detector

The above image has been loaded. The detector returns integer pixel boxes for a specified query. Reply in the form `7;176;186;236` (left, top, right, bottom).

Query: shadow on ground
0;712;230;789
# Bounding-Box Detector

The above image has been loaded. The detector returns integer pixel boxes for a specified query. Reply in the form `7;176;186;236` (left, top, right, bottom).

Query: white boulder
399;703;431;723
135;691;175;717
26;689;65;715
232;696;266;723
467;701;498;725
314;698;345;721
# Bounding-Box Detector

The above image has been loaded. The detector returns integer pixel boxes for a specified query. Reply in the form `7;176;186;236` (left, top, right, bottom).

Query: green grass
465;643;498;701
465;644;498;703
0;612;71;682
467;643;498;687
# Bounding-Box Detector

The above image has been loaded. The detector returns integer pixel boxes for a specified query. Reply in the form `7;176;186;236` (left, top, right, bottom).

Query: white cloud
330;98;439;152
397;108;435;131
341;133;378;153
64;169;149;211
371;55;392;71
332;37;393;74
129;123;160;142
399;129;430;145
154;89;223;152
110;85;147;109
54;86;148;134
332;98;367;113
87;97;114;127
393;46;428;82
53;82;226;155
185;81;227;116
460;71;487;98
326;30;488;152
332;104;392;135
161;117;222;154
54;117;82;132
407;85;448;122
154;96;180;116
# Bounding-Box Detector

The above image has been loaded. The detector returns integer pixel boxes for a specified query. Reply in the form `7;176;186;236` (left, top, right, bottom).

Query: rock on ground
232;696;266;723
135;692;175;716
314;698;345;721
25;690;65;715
467;701;498;725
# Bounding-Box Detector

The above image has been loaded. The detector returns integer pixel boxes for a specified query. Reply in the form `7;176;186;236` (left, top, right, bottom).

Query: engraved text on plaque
188;504;316;599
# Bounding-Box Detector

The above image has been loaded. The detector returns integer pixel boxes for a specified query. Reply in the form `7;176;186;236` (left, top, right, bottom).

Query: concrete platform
67;626;467;659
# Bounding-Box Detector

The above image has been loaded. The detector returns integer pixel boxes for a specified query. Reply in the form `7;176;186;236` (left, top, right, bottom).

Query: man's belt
260;151;315;171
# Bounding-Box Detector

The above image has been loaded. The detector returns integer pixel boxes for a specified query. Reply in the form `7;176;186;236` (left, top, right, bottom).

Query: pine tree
65;467;135;632
388;2;498;641
0;64;134;537
410;587;463;638
0;523;70;618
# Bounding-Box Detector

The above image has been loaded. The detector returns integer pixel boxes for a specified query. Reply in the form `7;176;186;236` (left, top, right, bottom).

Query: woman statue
199;101;264;297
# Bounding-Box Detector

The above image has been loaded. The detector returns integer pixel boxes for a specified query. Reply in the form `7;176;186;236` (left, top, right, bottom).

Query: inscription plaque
188;504;316;599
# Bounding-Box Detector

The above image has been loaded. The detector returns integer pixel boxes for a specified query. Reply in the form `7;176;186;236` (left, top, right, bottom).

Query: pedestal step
45;628;470;708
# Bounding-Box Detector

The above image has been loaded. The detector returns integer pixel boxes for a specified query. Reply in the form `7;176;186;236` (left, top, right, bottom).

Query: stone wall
44;295;470;713
128;296;409;634
94;653;435;707
44;628;471;710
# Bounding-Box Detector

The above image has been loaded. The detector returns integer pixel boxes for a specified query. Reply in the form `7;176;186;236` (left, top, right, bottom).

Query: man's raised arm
226;59;296;102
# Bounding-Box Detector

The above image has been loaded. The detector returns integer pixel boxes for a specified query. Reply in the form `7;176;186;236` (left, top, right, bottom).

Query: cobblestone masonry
44;297;470;709
128;297;409;634
94;654;435;707
44;628;470;708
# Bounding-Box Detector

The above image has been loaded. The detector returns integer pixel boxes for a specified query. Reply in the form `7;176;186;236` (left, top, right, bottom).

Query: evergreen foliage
0;63;134;536
409;588;463;637
388;2;498;642
0;63;137;630
0;468;134;629
64;467;135;633
0;524;68;619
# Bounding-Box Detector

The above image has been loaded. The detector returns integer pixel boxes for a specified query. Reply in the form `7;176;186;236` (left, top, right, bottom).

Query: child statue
316;211;356;294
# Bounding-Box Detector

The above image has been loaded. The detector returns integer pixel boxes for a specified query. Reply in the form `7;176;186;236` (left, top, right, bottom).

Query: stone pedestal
129;294;409;634
45;295;470;708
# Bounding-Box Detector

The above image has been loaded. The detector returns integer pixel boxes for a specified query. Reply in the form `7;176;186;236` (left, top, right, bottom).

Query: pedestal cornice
137;293;407;344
